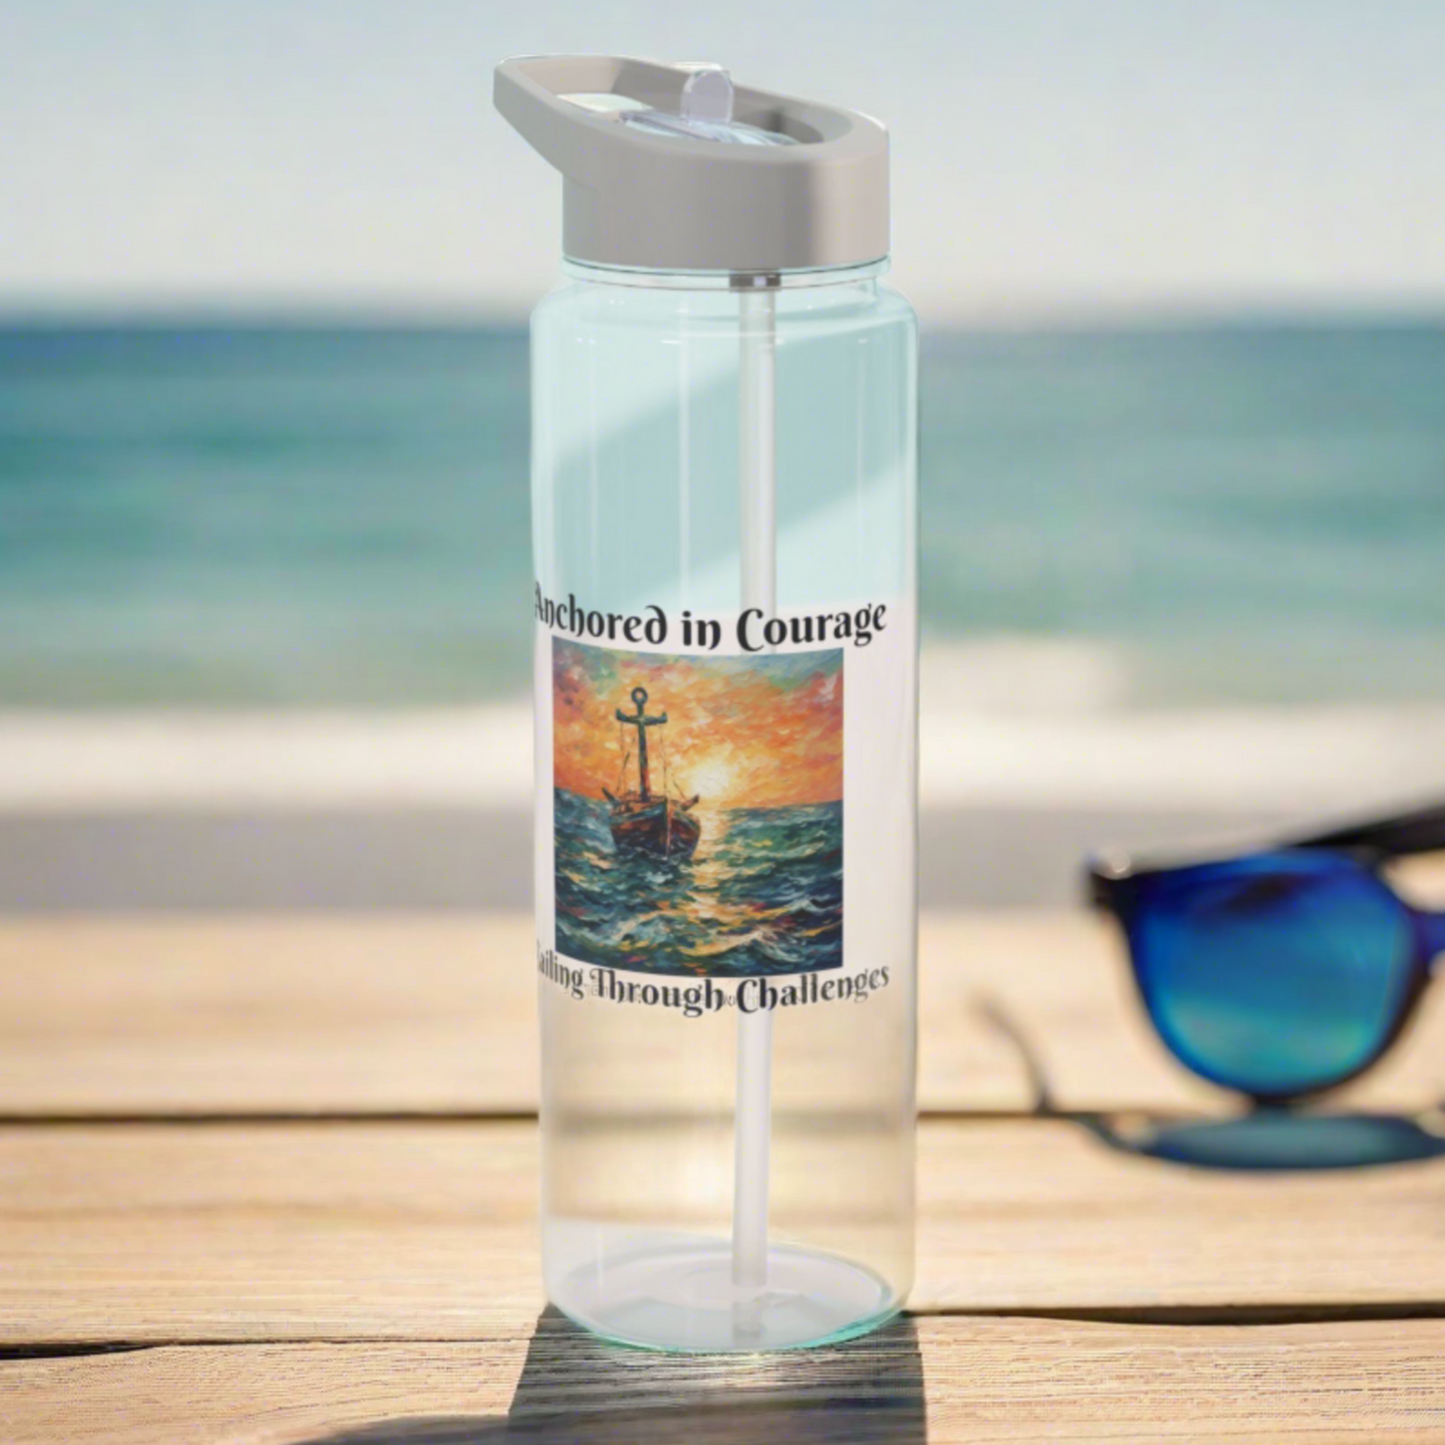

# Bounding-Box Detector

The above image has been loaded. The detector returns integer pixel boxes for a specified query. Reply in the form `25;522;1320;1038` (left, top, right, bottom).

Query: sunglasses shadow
976;997;1445;1172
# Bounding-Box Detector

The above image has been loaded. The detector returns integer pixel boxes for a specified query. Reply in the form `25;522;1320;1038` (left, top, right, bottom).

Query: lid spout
678;64;733;125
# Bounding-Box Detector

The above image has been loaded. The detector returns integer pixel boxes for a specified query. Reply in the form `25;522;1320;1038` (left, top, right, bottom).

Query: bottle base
550;1232;898;1353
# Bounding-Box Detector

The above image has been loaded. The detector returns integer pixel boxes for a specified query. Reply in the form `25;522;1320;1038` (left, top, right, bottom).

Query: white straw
733;283;777;1298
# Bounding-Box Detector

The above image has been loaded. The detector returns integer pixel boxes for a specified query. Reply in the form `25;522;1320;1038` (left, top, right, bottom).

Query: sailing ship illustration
601;685;701;859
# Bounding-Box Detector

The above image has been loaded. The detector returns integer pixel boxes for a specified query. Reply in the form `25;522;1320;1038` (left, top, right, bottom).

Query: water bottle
495;54;918;1352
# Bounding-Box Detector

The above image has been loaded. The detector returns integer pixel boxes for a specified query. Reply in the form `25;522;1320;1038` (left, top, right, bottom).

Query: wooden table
7;910;1445;1442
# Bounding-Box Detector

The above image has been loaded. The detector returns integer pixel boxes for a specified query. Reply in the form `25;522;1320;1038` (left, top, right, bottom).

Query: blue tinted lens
1128;852;1416;1097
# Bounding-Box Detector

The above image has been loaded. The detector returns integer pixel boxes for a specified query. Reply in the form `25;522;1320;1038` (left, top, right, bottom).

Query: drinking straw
733;281;778;1298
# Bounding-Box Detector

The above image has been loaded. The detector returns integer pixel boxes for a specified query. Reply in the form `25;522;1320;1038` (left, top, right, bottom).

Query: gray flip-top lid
493;55;890;274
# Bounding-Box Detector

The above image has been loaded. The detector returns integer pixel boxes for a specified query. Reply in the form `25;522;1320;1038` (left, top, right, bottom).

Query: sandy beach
8;646;1444;911
7;695;1445;815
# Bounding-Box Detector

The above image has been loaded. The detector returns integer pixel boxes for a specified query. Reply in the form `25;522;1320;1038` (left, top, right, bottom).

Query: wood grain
9;885;1445;1443
0;915;540;1116
6;1316;1445;1445
5;911;1445;1117
5;1118;1445;1344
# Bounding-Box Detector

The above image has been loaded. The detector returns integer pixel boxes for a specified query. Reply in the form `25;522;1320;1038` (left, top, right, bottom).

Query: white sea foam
6;641;1445;815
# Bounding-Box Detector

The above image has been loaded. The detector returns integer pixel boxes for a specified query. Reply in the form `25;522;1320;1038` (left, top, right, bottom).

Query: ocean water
554;788;843;977
0;325;530;705
2;320;1443;708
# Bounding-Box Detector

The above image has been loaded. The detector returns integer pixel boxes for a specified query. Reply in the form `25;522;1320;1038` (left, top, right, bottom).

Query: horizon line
2;301;1444;335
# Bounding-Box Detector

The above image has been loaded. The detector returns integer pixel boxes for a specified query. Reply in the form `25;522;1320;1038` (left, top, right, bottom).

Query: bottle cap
494;55;889;274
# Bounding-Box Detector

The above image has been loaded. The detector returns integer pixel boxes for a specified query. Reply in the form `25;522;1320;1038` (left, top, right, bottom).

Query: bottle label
534;589;915;1012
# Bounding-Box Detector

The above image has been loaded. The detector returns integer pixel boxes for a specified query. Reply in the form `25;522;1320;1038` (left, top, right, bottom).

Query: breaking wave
553;788;843;977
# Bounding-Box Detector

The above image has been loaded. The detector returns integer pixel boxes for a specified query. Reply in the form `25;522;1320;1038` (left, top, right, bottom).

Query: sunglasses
1088;802;1445;1104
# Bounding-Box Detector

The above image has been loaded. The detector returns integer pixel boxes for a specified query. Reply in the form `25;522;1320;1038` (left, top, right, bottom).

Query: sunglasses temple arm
1420;911;1445;968
1286;800;1445;861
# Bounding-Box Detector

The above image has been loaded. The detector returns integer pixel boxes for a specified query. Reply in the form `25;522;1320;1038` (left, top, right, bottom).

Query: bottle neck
560;258;889;292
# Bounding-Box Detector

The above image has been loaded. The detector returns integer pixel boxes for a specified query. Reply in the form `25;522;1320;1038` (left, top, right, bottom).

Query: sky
2;0;1443;323
553;641;843;809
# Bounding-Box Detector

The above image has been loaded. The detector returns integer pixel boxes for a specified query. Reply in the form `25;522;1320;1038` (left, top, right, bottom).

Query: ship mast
616;686;667;800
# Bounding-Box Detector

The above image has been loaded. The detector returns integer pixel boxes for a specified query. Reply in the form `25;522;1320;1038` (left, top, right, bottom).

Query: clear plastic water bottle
496;55;918;1351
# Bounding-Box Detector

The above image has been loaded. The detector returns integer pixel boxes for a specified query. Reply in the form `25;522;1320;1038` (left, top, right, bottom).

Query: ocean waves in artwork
554;788;843;977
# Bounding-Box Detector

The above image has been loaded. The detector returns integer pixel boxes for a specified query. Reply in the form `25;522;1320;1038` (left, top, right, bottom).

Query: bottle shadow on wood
301;1307;925;1444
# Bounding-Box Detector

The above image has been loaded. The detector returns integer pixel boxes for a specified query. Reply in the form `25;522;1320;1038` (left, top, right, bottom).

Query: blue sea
2;320;1443;708
554;788;843;977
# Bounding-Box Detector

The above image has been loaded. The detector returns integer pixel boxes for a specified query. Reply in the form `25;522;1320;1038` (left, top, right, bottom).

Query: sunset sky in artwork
553;640;842;810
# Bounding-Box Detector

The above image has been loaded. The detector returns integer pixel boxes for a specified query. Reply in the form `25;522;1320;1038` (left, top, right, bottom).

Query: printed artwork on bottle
535;586;914;1013
553;638;844;978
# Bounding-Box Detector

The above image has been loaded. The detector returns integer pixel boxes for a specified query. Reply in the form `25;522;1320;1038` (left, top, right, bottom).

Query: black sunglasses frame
1087;800;1445;1105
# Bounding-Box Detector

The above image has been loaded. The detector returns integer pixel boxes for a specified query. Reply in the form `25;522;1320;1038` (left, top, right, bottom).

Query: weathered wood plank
5;1119;1445;1344
6;1316;1445;1445
0;915;540;1116
4;911;1444;1117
